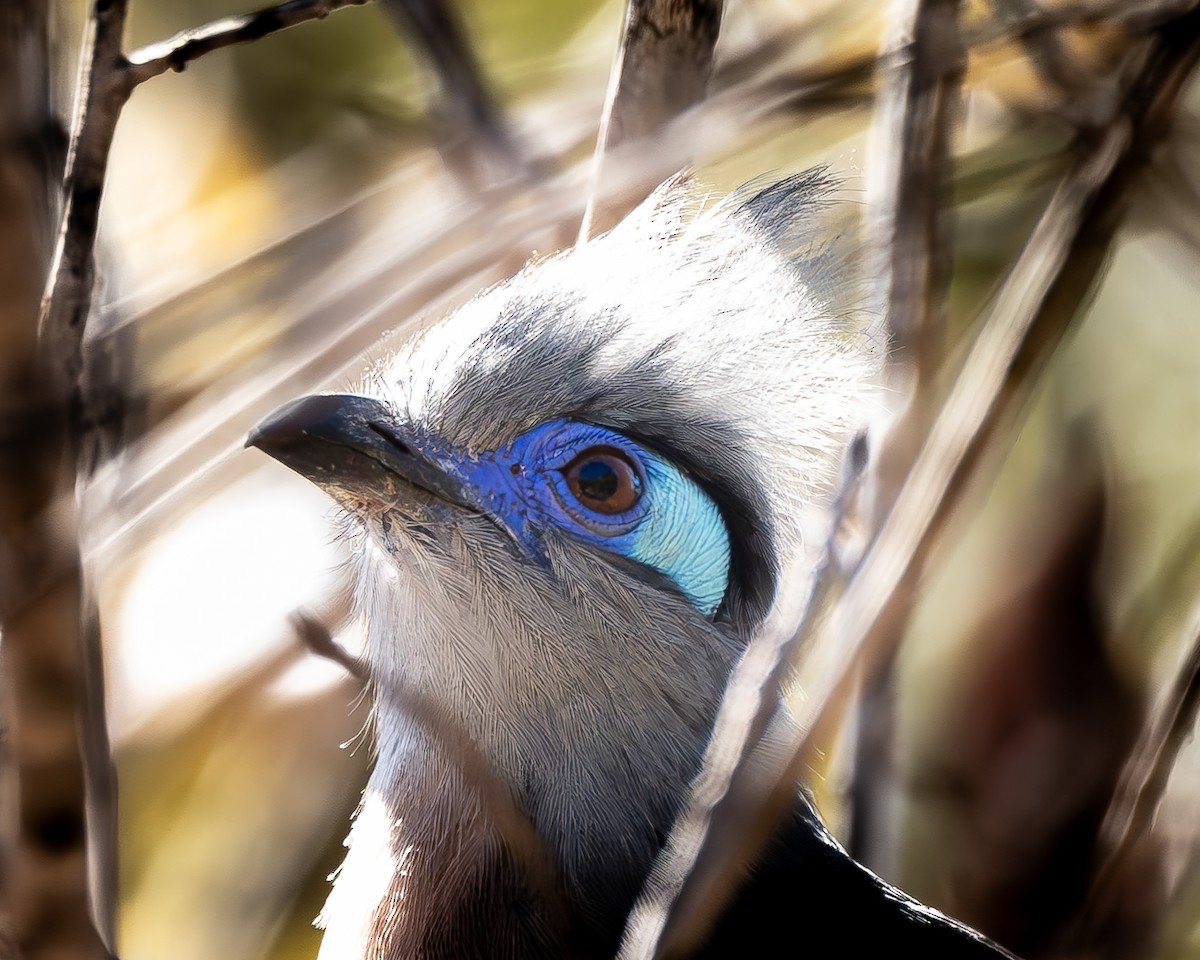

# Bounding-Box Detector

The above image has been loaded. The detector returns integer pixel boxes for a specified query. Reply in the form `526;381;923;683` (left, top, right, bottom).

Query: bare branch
867;0;964;387
1089;599;1200;912
579;0;725;240
125;0;374;85
37;0;131;411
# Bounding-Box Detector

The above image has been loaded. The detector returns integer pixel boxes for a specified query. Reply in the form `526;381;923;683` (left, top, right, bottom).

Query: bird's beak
247;393;476;511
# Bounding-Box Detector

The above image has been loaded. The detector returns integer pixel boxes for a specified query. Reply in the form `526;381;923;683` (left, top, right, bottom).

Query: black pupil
577;459;618;501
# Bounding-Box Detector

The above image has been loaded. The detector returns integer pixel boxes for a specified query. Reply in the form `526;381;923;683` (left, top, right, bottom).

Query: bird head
249;170;882;956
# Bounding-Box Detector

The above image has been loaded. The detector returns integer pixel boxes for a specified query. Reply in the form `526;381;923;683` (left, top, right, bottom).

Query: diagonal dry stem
1088;595;1200;917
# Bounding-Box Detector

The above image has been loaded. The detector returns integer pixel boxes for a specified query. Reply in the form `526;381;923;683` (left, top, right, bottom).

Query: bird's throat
319;721;612;959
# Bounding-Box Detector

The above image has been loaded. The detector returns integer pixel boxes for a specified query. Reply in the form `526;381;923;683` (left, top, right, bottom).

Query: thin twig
290;610;369;682
125;0;373;84
1089;599;1200;909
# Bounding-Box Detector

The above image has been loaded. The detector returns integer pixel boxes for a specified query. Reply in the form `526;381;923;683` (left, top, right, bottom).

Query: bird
249;170;1016;959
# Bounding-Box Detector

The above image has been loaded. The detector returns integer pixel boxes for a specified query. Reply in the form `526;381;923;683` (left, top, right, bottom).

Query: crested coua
250;171;1014;959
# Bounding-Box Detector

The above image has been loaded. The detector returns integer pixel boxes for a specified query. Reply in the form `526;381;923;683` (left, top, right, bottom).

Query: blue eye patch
450;420;731;616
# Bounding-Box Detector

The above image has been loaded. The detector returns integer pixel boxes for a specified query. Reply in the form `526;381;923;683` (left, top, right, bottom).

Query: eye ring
563;446;643;515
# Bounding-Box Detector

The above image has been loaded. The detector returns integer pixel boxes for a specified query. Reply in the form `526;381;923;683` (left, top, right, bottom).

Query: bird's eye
564;447;642;514
505;420;729;615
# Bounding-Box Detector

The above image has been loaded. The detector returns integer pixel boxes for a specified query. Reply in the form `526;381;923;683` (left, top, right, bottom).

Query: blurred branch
1006;0;1200;32
377;0;528;187
1089;598;1200;913
0;1;111;956
579;0;725;240
854;0;965;869
993;0;1129;132
999;0;1086;86
618;434;871;960
290;611;368;682
868;0;964;386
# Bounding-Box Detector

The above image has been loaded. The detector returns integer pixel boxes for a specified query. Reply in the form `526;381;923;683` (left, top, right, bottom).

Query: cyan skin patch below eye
449;419;731;616
626;454;729;615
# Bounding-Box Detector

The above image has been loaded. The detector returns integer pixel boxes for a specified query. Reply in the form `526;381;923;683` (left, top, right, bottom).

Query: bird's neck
354;565;742;907
319;711;617;960
340;542;745;955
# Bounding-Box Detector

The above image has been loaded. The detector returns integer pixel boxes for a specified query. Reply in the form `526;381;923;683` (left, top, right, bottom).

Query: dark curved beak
247;394;474;510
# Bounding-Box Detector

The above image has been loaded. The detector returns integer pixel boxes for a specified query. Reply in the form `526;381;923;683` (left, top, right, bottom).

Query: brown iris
564;447;642;515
